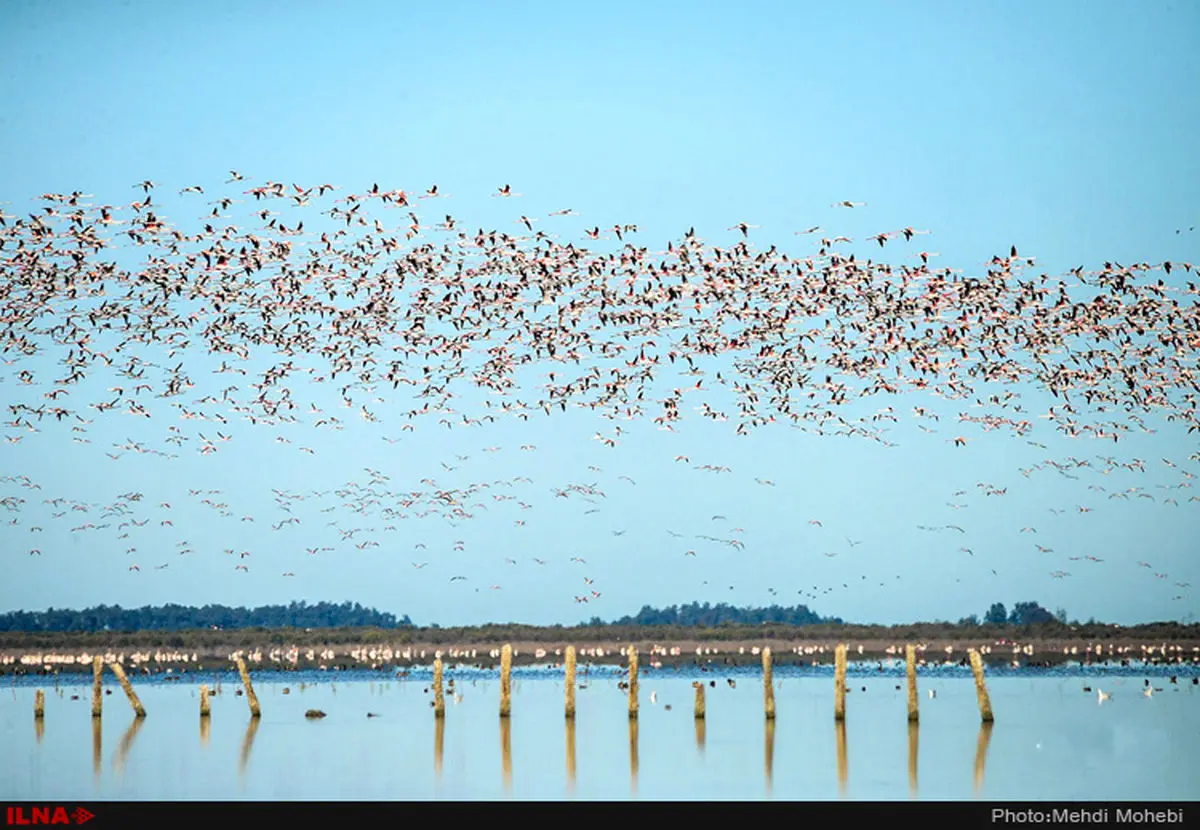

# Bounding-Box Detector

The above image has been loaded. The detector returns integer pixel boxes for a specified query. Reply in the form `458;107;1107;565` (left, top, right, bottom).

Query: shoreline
4;635;1198;675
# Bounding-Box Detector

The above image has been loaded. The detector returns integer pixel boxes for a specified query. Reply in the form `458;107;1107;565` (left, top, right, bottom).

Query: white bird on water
1098;689;1112;704
650;691;657;704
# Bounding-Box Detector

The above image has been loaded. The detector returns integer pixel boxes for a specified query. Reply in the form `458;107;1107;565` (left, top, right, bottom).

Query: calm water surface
3;665;1198;800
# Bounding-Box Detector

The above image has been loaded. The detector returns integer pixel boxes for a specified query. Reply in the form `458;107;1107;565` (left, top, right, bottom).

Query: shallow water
3;665;1198;800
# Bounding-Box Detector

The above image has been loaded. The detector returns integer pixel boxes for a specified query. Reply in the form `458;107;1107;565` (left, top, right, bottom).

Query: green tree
984;602;1007;625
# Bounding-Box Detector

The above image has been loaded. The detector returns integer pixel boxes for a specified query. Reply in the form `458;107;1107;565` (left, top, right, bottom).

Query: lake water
2;663;1198;800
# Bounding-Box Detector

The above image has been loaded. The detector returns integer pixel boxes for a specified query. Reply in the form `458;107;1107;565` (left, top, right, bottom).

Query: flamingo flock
0;175;1197;610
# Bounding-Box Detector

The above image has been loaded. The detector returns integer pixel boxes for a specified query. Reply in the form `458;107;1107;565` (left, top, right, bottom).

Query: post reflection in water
565;716;577;793
764;718;776;795
113;715;145;777
238;716;260;780
500;717;513;794
907;721;919;798
835;720;848;797
200;714;211;747
91;717;101;780
694;717;706;753
35;717;44;744
974;721;994;794
434;715;445;781
628;718;639;796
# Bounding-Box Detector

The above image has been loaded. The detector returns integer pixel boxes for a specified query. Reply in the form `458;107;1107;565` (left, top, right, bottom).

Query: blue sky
1;0;1197;627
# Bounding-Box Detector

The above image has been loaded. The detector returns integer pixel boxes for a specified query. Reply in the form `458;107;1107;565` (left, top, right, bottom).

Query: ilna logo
5;806;94;825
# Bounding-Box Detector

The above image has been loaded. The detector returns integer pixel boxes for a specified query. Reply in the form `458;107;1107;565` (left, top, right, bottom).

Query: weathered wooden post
693;680;706;720
564;645;577;719
235;657;261;717
906;644;919;723
499;644;513;718
34;690;45;743
200;684;211;717
627;645;639;719
968;649;995;722
432;657;445;718
91;656;103;718
108;662;146;717
834;643;848;721
763;646;776;720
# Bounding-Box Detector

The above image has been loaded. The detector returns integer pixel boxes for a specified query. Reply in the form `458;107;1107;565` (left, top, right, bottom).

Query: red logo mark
5;806;93;825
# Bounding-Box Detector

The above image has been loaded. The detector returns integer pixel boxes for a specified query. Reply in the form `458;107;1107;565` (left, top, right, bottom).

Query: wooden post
200;684;211;717
565;715;577;791
235;657;261;717
834;643;847;721
693;680;706;719
564;645;577;719
499;644;513;718
91;656;103;718
627;645;639;719
108;662;146;717
968;649;995;722
34;690;45;743
906;644;919;723
762;646;776;720
432;658;445;718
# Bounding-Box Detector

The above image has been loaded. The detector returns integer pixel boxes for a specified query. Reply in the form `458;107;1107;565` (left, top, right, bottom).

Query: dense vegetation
0;597;1184;638
0;601;409;633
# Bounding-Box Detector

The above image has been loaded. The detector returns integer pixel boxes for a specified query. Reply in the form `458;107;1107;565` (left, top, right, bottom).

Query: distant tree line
0;597;1080;633
958;600;1065;628
596;601;840;627
0;601;411;633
